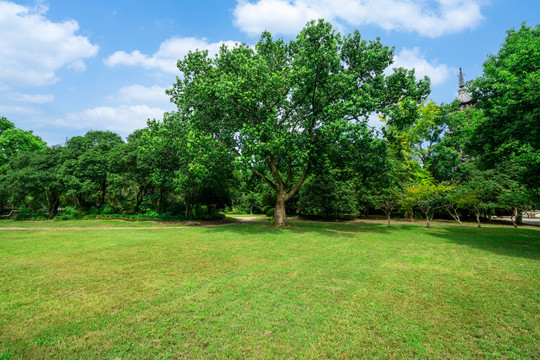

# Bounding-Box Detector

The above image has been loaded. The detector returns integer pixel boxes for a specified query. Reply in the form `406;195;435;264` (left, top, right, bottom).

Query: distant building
456;68;474;110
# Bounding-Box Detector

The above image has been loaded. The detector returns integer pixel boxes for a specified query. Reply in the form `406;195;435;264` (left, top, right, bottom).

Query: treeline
1;22;538;226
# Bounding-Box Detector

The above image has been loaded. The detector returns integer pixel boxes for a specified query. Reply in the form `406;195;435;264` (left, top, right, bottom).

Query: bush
13;207;29;221
262;205;272;214
266;208;275;217
55;206;80;221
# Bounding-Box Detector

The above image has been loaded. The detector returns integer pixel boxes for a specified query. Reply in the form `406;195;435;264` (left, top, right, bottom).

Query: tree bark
511;207;518;228
476;209;482;228
274;195;287;226
387;213;391;227
135;186;146;212
99;181;107;208
250;159;307;226
425;214;431;228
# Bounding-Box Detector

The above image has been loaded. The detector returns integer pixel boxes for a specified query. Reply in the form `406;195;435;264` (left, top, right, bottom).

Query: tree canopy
168;19;429;225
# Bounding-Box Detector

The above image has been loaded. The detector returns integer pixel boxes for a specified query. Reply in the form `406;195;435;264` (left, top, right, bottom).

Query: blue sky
1;0;538;145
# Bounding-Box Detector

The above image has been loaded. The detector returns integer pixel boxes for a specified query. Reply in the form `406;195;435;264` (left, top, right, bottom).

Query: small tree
404;183;451;228
499;185;533;228
443;185;478;224
370;187;400;227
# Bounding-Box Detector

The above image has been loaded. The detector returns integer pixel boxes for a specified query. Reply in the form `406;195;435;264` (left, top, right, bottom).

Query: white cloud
233;0;484;37
5;91;55;104
0;1;98;87
59;105;167;136
391;47;452;85
104;37;239;74
234;0;322;36
107;84;170;106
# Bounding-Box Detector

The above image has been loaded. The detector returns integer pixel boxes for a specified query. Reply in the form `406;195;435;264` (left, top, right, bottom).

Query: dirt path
0;216;537;230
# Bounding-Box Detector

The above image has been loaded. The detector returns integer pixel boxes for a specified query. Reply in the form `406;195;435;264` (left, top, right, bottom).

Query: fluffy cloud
391;47;451;85
5;92;55;104
59;105;167;136
104;37;239;74
107;85;171;106
0;1;98;87
233;0;484;37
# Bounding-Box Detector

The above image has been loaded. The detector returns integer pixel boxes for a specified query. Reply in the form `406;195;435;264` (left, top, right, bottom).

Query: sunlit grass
1;222;539;359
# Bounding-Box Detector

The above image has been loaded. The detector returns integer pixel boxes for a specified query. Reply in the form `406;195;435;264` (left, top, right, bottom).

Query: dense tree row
1;21;538;226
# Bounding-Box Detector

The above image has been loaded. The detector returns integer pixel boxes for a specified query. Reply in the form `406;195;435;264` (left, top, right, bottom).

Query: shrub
266;208;275;217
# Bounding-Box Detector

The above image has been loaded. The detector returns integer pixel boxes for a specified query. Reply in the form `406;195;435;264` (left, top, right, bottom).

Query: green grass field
1;221;539;359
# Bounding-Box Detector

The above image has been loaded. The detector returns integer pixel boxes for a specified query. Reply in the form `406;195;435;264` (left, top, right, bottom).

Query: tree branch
285;168;308;200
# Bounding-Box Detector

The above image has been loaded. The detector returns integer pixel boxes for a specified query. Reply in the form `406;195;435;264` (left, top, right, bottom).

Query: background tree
168;20;429;225
142;113;234;217
470;23;540;206
108;129;154;213
3;146;68;217
64;131;124;210
0;117;46;170
297;169;358;219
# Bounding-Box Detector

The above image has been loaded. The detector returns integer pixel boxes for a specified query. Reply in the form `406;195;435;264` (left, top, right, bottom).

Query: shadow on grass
201;220;540;261
199;220;420;238
428;226;540;261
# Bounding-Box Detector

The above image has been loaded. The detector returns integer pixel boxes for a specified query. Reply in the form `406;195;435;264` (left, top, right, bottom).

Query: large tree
470;23;540;204
168;20;429;225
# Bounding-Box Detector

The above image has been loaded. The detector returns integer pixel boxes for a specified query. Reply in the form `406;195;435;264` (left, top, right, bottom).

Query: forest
0;21;538;227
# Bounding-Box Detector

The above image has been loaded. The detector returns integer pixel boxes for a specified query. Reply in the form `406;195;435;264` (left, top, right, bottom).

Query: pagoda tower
456;68;474;109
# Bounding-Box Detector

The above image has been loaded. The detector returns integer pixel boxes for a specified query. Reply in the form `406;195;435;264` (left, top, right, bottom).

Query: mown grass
1;222;539;359
0;219;196;228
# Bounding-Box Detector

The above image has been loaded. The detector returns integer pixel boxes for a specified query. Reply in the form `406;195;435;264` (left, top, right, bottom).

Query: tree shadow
426;225;540;261
198;220;421;237
199;220;540;261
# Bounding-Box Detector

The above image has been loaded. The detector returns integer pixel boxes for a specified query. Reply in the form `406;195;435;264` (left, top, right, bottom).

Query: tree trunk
99;181;107;208
387;213;391;227
425;213;431;229
511;207;518;228
135;186;146;212
48;196;60;217
447;205;462;224
476;210;482;228
274;196;287;226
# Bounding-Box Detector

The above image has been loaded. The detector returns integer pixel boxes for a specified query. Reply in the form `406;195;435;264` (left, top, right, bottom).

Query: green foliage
142;113;234;216
297;170;358;219
261;205;272;214
382;101;455;183
470;23;540;204
63;131;124;210
2;146;68;217
0;117;46;171
265;207;275;217
403;183;453;228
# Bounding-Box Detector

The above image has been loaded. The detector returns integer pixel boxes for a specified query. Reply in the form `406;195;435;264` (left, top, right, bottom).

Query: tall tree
168;20;429;225
470;23;540;204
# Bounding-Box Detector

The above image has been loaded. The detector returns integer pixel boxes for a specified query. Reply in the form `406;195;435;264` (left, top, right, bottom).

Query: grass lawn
0;219;196;228
1;221;539;359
